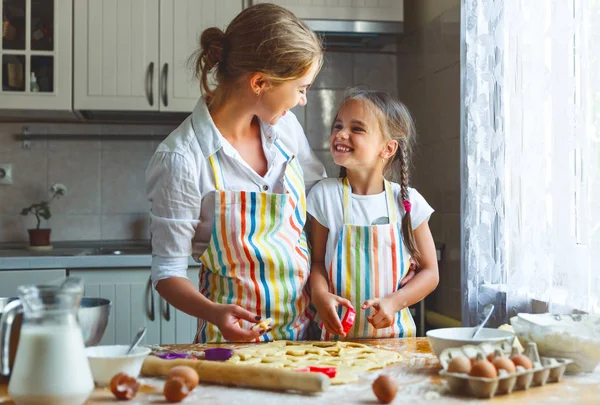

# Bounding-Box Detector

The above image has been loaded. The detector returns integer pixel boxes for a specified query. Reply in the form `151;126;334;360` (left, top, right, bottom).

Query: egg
109;372;140;400
492;356;516;374
510;354;533;370
372;375;398;404
168;365;199;390
447;356;472;374
469;359;498;379
164;376;190;403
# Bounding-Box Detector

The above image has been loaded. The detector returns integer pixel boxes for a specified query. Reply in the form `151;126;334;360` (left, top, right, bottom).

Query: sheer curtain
462;0;600;326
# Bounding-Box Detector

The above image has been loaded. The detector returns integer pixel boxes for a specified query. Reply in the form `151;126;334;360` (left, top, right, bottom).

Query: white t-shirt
306;178;434;270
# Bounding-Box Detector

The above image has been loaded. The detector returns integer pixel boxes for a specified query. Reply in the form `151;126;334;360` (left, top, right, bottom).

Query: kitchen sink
84;246;152;255
0;243;152;257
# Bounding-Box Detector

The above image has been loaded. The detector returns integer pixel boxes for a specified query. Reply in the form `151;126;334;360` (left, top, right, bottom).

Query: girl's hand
312;290;354;337
210;304;266;342
362;296;397;329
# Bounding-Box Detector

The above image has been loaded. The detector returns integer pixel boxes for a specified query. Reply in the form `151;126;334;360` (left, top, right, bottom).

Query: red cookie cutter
319;307;356;335
295;366;337;379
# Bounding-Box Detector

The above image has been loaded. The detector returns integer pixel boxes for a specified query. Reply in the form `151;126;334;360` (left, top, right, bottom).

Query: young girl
307;88;439;339
146;4;326;343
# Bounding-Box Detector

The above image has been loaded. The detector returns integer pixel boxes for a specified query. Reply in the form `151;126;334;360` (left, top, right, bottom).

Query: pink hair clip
403;200;412;213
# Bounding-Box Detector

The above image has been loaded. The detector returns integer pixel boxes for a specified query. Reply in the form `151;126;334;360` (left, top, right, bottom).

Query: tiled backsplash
0;51;397;243
397;5;461;321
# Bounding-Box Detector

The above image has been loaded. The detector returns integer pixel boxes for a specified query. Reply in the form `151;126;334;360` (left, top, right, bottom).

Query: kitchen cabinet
69;268;200;346
0;0;72;110
0;269;66;297
74;0;242;113
253;0;403;22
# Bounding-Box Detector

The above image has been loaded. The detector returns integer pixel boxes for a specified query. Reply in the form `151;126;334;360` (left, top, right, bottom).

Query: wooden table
1;338;598;404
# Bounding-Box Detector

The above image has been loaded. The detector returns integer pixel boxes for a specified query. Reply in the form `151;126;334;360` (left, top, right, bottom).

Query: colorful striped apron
322;177;415;339
193;141;312;343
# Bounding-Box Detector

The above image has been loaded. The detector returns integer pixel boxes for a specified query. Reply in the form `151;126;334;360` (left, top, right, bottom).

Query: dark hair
192;3;323;107
337;88;421;266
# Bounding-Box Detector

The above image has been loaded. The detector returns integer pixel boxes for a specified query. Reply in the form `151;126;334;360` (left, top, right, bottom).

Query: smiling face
254;62;319;125
330;99;396;172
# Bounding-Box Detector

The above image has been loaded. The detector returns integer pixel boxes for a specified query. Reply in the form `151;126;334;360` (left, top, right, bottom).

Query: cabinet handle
161;63;168;107
161;299;171;322
145;276;155;321
145;62;155;106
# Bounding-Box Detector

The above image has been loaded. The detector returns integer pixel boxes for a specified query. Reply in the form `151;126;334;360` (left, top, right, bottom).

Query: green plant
20;183;67;229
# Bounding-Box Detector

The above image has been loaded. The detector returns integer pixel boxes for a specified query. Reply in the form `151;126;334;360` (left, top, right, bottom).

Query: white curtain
462;0;600;326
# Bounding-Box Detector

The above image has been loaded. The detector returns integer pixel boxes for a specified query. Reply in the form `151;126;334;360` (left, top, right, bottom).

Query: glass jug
0;278;94;405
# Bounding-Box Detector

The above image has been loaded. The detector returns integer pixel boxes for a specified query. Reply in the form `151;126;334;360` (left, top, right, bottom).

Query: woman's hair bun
200;27;228;66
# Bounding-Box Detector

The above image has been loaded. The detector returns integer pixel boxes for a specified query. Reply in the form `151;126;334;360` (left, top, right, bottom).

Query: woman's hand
312;290;353;337
210;304;267;342
362;296;397;329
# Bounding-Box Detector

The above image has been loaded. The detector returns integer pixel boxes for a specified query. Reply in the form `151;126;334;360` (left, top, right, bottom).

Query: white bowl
85;345;151;386
426;327;515;358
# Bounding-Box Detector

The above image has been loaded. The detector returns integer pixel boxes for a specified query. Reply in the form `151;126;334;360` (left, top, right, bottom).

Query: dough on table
226;340;403;384
251;317;274;331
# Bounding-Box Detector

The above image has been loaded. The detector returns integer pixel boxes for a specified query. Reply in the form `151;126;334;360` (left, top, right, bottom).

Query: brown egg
164;377;190;403
109;372;140;400
447;356;472;374
510;354;533;370
486;352;496;362
469;359;498;379
168;365;199;390
372;375;398;404
492;356;516;374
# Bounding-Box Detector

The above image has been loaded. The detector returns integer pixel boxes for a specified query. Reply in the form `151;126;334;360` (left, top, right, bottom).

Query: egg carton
438;341;574;399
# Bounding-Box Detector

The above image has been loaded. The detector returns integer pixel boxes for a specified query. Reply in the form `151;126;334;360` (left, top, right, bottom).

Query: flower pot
28;228;51;247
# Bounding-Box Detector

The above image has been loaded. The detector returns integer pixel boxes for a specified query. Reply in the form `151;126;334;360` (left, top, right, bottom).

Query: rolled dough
251;317;274;331
226;340;403;384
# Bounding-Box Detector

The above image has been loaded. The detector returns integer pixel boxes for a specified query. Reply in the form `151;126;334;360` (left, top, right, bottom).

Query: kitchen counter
0;240;200;270
2;338;598;404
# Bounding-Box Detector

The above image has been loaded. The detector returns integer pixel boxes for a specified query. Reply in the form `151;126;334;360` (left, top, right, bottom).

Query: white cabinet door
0;0;72;110
159;267;200;344
73;0;160;111
254;0;403;22
0;269;66;297
70;269;160;346
159;0;241;112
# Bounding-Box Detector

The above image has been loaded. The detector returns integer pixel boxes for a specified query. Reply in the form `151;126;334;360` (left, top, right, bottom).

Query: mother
146;3;326;343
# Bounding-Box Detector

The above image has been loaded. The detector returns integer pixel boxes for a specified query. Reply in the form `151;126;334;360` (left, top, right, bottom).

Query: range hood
303;19;403;51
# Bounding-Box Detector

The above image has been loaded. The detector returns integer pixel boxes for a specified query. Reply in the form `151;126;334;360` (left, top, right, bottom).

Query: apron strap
208;153;225;191
384;179;397;223
342;177;397;224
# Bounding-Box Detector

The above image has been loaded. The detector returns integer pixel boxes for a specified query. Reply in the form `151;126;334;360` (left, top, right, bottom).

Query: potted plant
20;183;67;248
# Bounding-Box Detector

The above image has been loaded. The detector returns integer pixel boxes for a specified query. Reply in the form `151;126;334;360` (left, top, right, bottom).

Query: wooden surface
1;338;599;404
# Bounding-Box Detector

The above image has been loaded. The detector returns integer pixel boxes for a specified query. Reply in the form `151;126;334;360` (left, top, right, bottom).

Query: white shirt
146;98;326;284
306;178;434;270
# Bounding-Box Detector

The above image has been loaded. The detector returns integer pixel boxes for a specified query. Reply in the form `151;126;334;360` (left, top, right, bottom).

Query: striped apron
193;141;312;343
322;177;415;339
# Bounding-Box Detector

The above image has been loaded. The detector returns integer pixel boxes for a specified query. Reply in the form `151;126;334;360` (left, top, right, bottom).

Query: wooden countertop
1;338;598;404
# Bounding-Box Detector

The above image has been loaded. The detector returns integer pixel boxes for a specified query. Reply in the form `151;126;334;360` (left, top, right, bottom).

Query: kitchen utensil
0;279;94;405
126;326;146;355
86;345;151;386
426;327;515;359
0;296;110;384
472;304;495;339
142;356;330;393
78;297;111;347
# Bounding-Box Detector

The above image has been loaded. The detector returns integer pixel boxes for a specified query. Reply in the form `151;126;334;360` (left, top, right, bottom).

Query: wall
397;2;461;321
0;51;397;243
